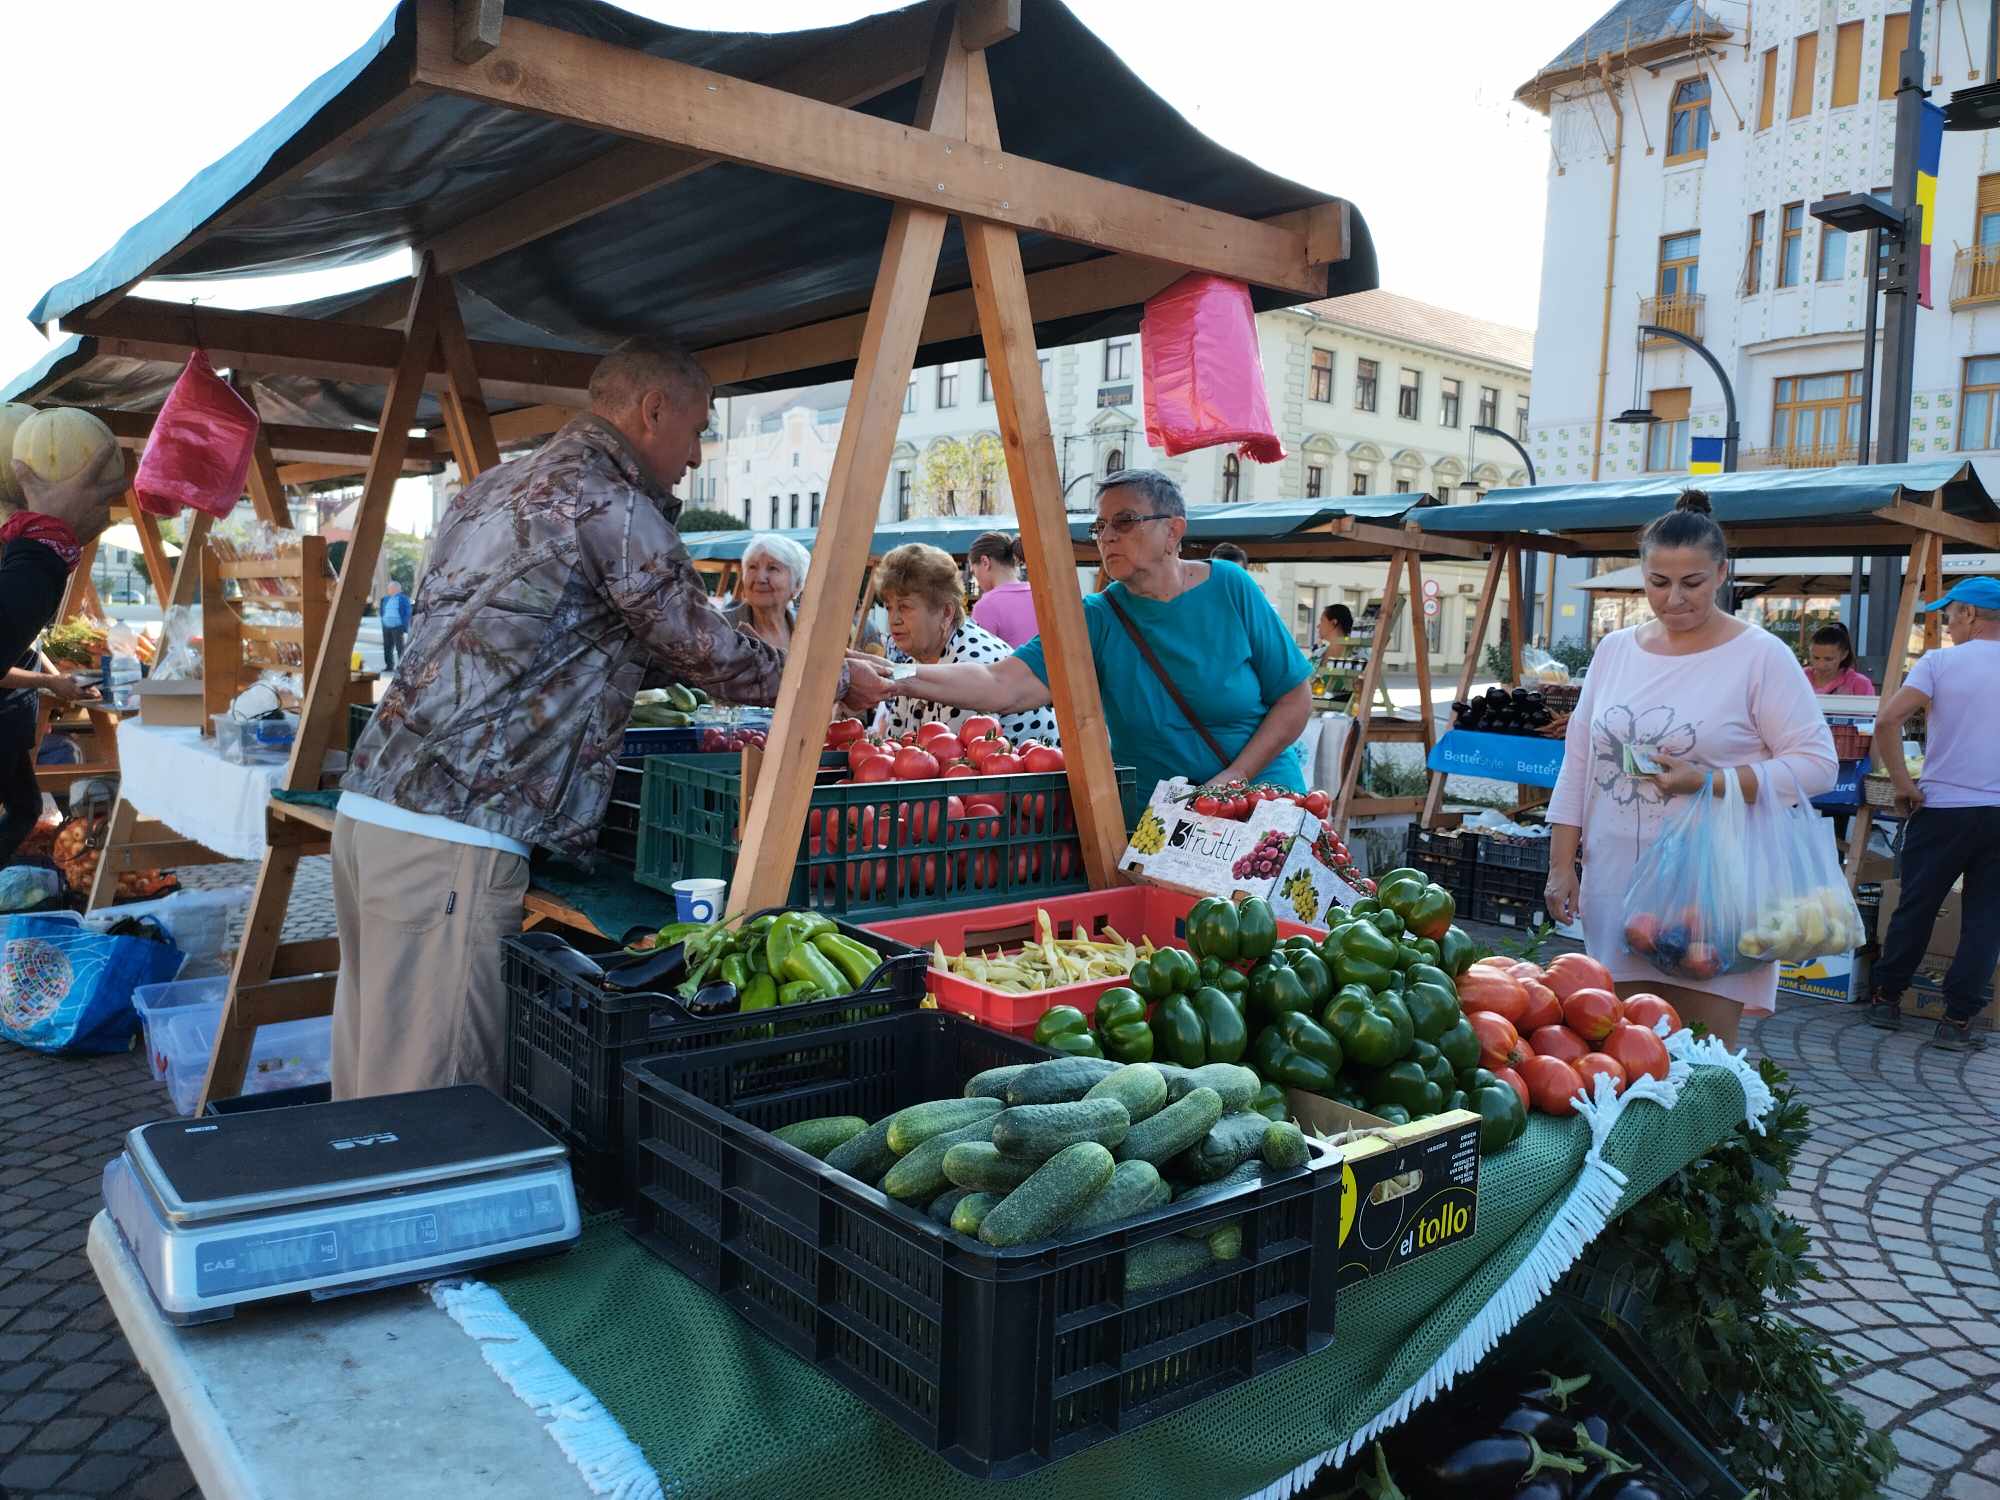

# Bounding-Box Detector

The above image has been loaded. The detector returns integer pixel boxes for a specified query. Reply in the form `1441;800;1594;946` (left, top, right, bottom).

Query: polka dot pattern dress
884;620;1061;748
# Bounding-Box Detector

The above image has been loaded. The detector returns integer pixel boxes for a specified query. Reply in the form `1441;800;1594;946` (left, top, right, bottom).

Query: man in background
377;579;411;672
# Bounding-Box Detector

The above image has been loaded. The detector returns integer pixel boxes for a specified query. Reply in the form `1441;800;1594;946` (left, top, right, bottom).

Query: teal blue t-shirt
1014;561;1312;820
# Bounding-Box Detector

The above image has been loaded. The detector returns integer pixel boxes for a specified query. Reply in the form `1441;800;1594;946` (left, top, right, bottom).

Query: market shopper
872;543;1059;746
1544;492;1837;1046
1805;622;1873;695
377;579;412;672
856;470;1312;825
1210;543;1250;566
0;654;90;866
0;447;126;672
718;533;811;652
1865;576;2000;1048
336;339;855;1101
967;531;1039;646
1314;603;1354;662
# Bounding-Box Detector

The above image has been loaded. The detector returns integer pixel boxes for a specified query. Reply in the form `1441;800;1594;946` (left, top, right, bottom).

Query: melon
11;407;118;489
0;404;34;510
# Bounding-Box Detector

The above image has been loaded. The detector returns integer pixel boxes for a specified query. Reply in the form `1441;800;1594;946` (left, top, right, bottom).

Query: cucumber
884;1097;1003;1156
942;1140;1040;1193
1124;1235;1214;1293
1207;1222;1243;1262
824;1116;898;1184
1164;1063;1262;1113
978;1142;1116;1247
1175;1111;1271;1184
772;1115;868;1159
1003;1056;1121;1106
1068;1160;1171;1234
1262;1120;1309;1171
1116;1086;1223;1167
880;1117;1000;1201
1175;1159;1265;1206
1084;1064;1169;1124
929;1186;973;1223
964;1064;1032;1101
950;1192;1003;1237
992;1099;1130;1161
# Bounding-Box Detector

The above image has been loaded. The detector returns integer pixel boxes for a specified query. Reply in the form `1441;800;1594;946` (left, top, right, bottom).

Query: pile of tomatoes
1185;780;1334;821
1455;952;1683;1118
824;714;1067;784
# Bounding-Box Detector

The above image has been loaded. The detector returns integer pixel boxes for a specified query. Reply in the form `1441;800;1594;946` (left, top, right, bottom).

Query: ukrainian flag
1689;436;1724;475
1918;101;1944;309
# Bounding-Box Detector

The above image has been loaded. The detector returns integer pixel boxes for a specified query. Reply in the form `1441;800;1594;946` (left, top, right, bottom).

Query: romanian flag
1917;101;1944;309
1688;436;1724;475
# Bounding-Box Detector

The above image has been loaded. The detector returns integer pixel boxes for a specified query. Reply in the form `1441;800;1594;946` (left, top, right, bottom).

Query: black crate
502;917;926;1205
1476;835;1552;874
596;762;643;867
1403;825;1478;903
1471;889;1544;930
348;701;374;751
1474;857;1547;910
623;1010;1341;1480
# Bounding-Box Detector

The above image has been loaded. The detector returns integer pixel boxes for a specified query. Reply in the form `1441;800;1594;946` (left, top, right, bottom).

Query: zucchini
824;1116;898;1184
1164;1063;1262;1113
992;1099;1130;1161
1207;1222;1243;1262
1124;1235;1214;1293
1003;1057;1121;1106
884;1097;1003;1156
1068;1160;1171;1234
929;1186;973;1224
964;1064;1032;1101
1084;1064;1169;1124
1175;1111;1270;1184
880;1117;1000;1201
978;1142;1116;1247
949;1192;1003;1237
1262;1120;1309;1171
1116;1086;1223;1167
772;1115;868;1159
941;1141;1040;1193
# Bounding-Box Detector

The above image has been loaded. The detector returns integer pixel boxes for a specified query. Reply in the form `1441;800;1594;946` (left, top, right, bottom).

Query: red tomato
928;734;963;762
1601;1021;1671;1083
825;718;865;747
898;854;940;895
1054;843;1078;880
1493;1065;1530;1114
1507;959;1546;983
941;761;978;779
847;740;884;773
1575;1052;1628;1097
1012;847;1044;882
1561;987;1625;1043
1303;790;1331;818
1622;994;1683;1034
854;755;896;784
981;753;1025;775
1459;967;1529;1026
1359;877;1376;894
915;721;952;745
899;800;942;844
1622;912;1662;955
962;795;1004;817
1544;953;1617;1003
1529;1024;1590;1064
1519;1055;1585;1116
1193;795;1224;818
1516;977;1563;1034
1679;943;1723;981
1469;1010;1528;1072
964;737;1002;766
1016;739;1041;754
1013;792;1048;833
1023;746;1066;773
961;715;1000;742
891;746;941;781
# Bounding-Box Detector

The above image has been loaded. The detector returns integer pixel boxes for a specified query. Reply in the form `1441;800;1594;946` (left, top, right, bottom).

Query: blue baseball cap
1916;576;2000;612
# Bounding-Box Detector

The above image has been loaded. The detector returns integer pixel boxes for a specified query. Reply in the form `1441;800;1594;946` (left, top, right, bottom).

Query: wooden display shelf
200;534;334;731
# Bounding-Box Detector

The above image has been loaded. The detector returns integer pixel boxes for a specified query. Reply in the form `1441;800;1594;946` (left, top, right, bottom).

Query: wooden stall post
1404;548;1439;759
1420;543;1510;826
244;430;291;530
1333;548;1407;833
127;501;176;605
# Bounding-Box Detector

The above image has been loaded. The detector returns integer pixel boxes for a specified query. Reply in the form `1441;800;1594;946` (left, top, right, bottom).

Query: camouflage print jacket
343;416;805;857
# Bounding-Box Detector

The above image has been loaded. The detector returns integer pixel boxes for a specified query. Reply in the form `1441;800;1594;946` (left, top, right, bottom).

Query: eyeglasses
1087;513;1175;541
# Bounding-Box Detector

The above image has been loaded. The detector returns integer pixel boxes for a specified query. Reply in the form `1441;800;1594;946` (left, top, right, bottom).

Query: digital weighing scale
104;1085;581;1324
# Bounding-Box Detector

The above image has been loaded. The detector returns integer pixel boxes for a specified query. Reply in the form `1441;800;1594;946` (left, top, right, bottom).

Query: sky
0;0;1609;527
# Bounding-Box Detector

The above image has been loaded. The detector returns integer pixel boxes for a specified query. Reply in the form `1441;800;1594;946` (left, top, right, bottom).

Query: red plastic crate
866;885;1324;1037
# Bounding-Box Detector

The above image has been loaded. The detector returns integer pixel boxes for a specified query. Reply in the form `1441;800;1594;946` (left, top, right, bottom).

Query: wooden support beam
490;403;582;446
163;511;213;611
126;500;175;605
89;406;445;468
728;11;962;915
961;0;1023;50
201;840;305;1107
1873;499;2000;549
435;278;502;480
1337;520;1487;561
960;47;1124;887
454;0;504;61
1405;550;1439;760
1422;545;1510;827
57;540;98;624
244;431;291;528
410;3;1335;297
84;797;140;911
272;938;342;978
1334;549;1406;834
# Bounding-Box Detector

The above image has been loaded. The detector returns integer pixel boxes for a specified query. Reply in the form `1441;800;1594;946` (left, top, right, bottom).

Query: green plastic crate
348;702;374;751
636;752;1133;919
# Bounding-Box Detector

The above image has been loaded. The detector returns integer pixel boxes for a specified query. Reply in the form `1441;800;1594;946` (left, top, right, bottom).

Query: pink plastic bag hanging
133;350;261;518
1140;274;1285;464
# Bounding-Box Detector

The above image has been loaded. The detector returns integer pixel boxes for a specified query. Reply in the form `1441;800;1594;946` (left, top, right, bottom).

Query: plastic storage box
159;1009;332;1117
132;975;229;1083
624;1010;1341;1479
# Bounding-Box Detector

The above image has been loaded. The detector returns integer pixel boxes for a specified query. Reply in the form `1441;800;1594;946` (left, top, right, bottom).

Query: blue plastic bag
0;914;183;1055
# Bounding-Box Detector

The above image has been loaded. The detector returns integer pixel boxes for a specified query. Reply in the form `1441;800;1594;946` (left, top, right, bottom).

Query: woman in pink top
1546;493;1837;1045
968;532;1039;647
1805;622;1875;695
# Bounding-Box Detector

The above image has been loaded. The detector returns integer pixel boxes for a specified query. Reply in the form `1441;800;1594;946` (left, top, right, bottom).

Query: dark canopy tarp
20;0;1378;425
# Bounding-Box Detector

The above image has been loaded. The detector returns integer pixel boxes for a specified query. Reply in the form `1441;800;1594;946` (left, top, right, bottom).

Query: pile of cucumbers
771;1055;1313;1292
630;681;709;728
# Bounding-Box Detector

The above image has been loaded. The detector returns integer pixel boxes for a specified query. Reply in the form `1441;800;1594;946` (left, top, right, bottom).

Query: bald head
590;338;713;494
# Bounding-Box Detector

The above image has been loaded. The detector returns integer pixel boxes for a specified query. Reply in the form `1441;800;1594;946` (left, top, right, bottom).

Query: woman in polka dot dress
872;544;1061;747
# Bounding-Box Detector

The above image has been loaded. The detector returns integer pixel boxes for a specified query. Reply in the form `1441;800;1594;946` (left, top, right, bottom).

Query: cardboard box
1121;780;1364;924
1877;877;1999;1026
131;677;206;728
1288;1091;1481;1286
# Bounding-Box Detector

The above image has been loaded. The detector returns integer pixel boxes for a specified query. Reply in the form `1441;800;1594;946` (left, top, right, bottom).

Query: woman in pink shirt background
1545;492;1837;1045
1804;621;1875;696
968;532;1040;646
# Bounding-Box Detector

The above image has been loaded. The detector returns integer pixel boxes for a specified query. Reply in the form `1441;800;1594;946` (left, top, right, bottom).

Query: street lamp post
1470;423;1541;642
1620;323;1741;472
1469;424;1536;487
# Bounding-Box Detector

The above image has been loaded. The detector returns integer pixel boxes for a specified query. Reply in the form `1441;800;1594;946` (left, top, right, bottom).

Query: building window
791;452;799;467
1758;47;1777;129
1305;464;1324;498
1104;340;1132;381
1439;377;1462;427
1645;388;1691;471
742;497;753;524
788;494;800;527
1221;452;1241;502
1105;447;1125;475
1790;32;1817;119
1038;355;1051;390
769;495;780;529
810;491;822;526
1959;357;2000;449
1477;386;1499;428
1657;231;1700;298
1744;211;1766;293
936;363;959;406
980;363;994;402
894;469;912;520
1309;348;1333;402
1516;395;1530;440
1666;77;1711;163
1773;371;1863;461
1398;368;1421;420
1779;203;1805;286
1880;12;1909;100
1352;359;1377;412
903;380;917;414
1818;219;1849;281
1351;472;1371;495
1425;607;1443;656
1393;477;1412;494
1831;20;1862;107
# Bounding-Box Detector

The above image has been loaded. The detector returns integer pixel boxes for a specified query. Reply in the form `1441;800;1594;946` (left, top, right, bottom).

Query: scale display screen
193;1182;568;1298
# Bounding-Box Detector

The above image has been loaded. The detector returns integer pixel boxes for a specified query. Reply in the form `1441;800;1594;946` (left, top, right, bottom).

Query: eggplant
1423;1433;1585;1494
687;980;740;1015
1574;1472;1674;1500
1493;1400;1570;1448
1519;1371;1593;1413
1512;1477;1573;1500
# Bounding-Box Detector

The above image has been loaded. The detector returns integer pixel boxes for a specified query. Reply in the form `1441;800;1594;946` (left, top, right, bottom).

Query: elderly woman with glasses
856;470;1313;823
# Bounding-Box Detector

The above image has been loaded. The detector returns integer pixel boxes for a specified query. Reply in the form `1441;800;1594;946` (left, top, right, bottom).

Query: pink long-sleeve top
1547;622;1838;1014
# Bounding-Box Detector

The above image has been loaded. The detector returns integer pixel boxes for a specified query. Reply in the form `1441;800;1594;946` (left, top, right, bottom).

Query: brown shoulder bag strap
1102;592;1233;768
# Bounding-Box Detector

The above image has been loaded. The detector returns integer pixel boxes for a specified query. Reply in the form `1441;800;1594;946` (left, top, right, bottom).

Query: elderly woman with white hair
718;532;812;652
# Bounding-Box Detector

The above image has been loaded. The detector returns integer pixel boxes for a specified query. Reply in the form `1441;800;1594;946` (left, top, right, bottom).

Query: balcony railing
1951;244;2000;307
1640;292;1705;345
1740;443;1859;470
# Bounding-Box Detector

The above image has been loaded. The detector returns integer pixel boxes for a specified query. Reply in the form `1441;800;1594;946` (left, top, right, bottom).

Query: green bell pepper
1247;1082;1289;1121
1374;990;1415;1056
1332;952;1397;992
1406;887;1456;942
1347;898;1382;918
719;953;751;993
1366;907;1406;941
1375;875;1429;917
1033;1005;1103;1057
1437;925;1479;978
1406;963;1457;997
1392;941;1427;971
1287;950;1332;1008
1445;1088;1470;1114
1185;897;1240;963
1094;987;1155;1063
1408;937;1442;967
1249;1011;1343;1092
765;912;835;977
1375;1102;1412;1127
1435;1016;1479;1077
1403;981;1462;1045
1128;955;1168;1001
812;932;879;990
739;972;779;1022
1331;919;1399;968
1149;947;1200;996
1409;1038;1456;1096
1150;993;1208;1068
1191;986;1248;1065
1210;966;1249;999
1322;986;1403;1069
1466;1068;1527;1153
1376;866;1427;888
1235;897;1278;961
1198;955;1224;989
1365;1058;1442;1118
1246;961;1312;1030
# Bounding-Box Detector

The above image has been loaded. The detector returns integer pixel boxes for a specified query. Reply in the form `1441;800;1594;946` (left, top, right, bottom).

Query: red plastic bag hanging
133;350;260;518
1140;274;1284;464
